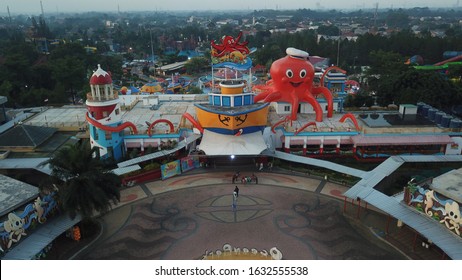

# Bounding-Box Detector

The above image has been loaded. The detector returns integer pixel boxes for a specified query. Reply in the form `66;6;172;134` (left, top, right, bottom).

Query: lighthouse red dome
90;64;112;85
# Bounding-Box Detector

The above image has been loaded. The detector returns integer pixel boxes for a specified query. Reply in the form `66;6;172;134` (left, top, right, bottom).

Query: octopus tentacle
253;84;272;96
211;40;225;53
271;116;290;134
261;91;283;103
339;113;361;131
288;94;300;121
312;86;333;118
294;122;317;136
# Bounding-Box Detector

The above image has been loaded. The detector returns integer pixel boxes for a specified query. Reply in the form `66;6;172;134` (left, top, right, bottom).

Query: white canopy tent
198;130;268;156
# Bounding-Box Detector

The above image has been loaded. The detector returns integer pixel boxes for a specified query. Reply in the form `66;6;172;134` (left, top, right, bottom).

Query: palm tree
44;141;121;220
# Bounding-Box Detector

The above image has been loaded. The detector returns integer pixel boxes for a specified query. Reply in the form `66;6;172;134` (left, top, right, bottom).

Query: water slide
434;53;462;66
181;112;204;133
86;112;138;134
147;119;175;136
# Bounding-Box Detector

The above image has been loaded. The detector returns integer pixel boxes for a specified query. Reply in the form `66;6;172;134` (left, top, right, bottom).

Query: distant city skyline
2;0;460;15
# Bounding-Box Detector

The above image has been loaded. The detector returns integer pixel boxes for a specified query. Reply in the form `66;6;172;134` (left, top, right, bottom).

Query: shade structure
199;130;267;156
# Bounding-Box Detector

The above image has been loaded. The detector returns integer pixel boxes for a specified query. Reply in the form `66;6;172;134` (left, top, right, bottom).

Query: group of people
255;161;273;171
231;171;258;184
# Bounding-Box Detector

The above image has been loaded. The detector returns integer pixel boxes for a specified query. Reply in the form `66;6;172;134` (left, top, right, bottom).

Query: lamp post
336;28;341;66
150;29;155;65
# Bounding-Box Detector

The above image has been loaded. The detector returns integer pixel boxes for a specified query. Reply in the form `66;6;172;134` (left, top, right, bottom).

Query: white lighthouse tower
85;65;125;160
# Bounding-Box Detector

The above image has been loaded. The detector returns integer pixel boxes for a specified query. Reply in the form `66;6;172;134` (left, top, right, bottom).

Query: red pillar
303;147;307;156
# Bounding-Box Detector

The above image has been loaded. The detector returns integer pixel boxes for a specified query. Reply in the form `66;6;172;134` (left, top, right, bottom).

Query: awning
351;135;454;146
112;164;141;176
199;130;267;156
2;214;82;260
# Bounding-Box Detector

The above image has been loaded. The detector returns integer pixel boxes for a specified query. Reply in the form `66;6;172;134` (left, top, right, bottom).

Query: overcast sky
2;0;459;14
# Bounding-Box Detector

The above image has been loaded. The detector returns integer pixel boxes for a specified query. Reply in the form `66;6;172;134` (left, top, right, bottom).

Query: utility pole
40;1;45;18
7;6;12;22
40;0;49;54
150;29;155;65
336;28;340;66
374;2;378;28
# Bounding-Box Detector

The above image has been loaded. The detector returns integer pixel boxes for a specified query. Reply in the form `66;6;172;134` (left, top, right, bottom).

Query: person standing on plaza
252;173;258;184
232;171;240;183
234;185;239;197
232;188;238;211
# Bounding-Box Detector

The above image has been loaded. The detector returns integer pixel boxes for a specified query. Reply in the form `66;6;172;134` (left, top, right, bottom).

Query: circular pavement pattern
79;183;405;260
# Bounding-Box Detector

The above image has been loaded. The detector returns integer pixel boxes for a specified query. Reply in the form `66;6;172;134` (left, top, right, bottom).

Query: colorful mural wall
180;156;200;173
161;160;182;180
406;184;462;236
0;192;58;256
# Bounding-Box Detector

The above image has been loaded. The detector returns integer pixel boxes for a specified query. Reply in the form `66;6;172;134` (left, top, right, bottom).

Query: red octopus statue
254;48;333;122
211;32;250;58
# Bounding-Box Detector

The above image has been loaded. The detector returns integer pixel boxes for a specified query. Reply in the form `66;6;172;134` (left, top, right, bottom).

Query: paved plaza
77;171;405;260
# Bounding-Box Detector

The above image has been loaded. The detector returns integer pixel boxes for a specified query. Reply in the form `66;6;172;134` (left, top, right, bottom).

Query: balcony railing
86;91;119;102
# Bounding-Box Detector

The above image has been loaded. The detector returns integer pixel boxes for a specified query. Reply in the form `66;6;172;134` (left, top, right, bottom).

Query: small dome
90;64;112;85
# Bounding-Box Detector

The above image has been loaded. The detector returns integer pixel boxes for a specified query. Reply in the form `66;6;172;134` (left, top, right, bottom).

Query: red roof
90;64;112;85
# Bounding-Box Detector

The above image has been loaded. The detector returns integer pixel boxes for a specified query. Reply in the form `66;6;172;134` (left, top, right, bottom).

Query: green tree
188;86;203;94
185;56;209;74
50;56;86;104
317;25;340;36
31;16;52;39
385;10;410;29
392;68;462;110
48;43;91;104
44;141;121;220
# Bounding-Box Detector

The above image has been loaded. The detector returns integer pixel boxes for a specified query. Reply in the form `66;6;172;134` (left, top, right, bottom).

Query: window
115;108;119;115
105;131;112;140
284;106;291;112
93;126;98;140
103;111;109;117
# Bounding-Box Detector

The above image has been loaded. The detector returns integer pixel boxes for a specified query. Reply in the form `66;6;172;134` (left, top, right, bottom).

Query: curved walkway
76;171;405;260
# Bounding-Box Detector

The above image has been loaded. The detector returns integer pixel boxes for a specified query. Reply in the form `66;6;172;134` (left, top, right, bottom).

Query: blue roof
178;50;204;58
129;86;140;93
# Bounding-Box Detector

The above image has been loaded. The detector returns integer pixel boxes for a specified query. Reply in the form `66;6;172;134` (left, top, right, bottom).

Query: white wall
274;101;339;115
446;137;462;155
119;95;140;107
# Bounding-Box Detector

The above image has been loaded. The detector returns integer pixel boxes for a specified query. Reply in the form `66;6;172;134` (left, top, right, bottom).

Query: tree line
1;15;461;111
